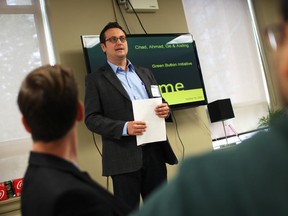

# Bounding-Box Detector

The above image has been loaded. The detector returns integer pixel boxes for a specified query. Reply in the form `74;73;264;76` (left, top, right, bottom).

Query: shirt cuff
122;122;129;136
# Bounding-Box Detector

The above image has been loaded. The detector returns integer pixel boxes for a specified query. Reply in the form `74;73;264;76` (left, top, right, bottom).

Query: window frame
0;0;55;181
182;0;270;140
0;0;50;64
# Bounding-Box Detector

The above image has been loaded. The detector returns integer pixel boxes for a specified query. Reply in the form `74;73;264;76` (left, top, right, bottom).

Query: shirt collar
107;60;135;74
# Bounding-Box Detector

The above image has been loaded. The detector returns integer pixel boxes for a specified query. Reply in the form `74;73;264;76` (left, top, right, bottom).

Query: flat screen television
81;33;208;110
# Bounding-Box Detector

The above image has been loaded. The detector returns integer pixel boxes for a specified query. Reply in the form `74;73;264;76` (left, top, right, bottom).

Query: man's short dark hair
17;65;79;142
99;22;127;44
282;0;288;22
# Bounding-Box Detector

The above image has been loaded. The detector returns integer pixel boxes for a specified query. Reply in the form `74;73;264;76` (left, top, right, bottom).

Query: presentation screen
81;33;207;109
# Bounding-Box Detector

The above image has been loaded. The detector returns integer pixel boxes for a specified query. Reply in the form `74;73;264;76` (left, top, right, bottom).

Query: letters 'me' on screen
81;34;208;110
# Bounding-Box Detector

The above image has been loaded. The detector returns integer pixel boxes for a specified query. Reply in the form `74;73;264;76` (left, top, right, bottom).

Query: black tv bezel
81;33;208;110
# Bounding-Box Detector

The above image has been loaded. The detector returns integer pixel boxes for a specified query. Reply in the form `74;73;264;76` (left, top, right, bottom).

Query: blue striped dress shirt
107;60;149;135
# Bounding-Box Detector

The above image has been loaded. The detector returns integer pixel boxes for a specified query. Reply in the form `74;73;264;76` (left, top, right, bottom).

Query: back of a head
17;65;79;142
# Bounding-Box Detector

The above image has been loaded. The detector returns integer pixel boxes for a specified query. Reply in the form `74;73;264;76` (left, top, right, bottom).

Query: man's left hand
155;103;170;118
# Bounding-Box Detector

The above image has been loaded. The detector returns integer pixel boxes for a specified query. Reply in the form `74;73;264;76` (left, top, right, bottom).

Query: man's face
276;24;288;105
101;28;128;62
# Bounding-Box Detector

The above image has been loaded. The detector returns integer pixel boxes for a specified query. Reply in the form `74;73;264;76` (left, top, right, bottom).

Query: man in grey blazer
85;22;178;210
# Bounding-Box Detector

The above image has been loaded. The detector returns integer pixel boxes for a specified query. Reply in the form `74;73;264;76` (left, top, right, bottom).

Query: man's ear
21;116;31;134
101;43;106;53
77;101;84;122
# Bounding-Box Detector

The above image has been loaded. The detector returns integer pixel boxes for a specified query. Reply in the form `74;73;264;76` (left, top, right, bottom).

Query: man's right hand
127;121;147;136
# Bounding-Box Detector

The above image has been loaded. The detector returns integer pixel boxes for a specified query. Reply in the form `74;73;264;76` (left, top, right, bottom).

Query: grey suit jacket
85;63;178;176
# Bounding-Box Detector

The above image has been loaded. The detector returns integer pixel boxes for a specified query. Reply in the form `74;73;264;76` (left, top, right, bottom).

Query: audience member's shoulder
54;187;124;216
180;125;288;181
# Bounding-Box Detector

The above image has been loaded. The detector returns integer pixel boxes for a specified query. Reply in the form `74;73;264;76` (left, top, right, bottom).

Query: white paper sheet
132;98;166;146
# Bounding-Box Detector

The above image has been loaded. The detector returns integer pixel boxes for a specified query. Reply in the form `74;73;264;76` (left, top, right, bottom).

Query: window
0;0;54;142
0;0;54;181
182;0;269;140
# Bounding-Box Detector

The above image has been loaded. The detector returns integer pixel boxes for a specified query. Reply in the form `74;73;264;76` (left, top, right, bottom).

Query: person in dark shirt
130;1;288;215
18;65;129;216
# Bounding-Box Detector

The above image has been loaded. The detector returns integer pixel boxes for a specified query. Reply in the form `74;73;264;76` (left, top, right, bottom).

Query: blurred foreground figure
130;1;288;215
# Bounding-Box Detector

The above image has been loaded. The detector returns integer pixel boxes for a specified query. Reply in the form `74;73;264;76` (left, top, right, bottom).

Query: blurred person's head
267;0;288;106
18;65;82;143
100;22;128;63
278;0;288;106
